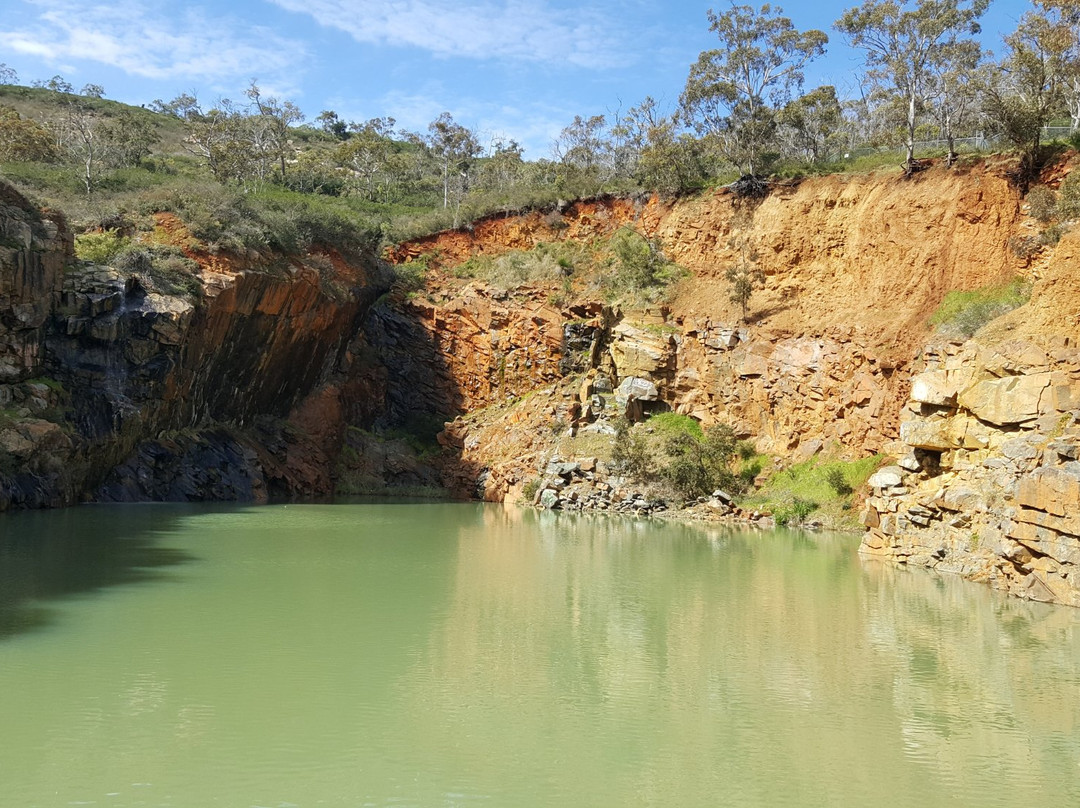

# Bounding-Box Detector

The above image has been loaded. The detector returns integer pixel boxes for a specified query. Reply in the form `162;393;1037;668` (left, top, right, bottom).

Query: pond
1;502;1078;806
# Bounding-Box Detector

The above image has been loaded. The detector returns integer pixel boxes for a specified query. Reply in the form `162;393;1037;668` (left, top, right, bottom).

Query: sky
0;0;1039;158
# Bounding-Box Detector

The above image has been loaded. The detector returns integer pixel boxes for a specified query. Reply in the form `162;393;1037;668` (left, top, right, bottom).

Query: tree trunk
905;90;917;171
944;108;957;168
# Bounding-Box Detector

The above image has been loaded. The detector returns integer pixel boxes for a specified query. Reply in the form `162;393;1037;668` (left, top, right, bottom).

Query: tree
336;117;396;200
245;81;304;182
612;97;708;193
0;64;18;85
150;92;201;120
836;0;989;173
476;138;527;193
1034;0;1080;130
182;99;252;184
681;3;828;175
80;83;105;99
982;6;1075;179
55;102;105;193
779;85;845;162
316;110;349;140
0;105;59;162
553;114;611;193
662;424;745;500
725;235;764;321
426;112;481;212
33;75;74;94
925;38;984;165
50;103;161;193
99;110;159;167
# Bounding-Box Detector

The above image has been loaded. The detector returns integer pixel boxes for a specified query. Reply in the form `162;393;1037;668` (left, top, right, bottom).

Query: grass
742;453;887;530
645;412;704;440
929;277;1031;338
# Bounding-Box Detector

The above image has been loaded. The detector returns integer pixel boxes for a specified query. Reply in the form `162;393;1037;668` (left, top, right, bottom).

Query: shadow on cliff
0;505;194;641
344;296;482;498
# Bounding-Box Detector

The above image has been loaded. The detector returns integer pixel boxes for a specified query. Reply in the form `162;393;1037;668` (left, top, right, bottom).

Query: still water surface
1;502;1079;807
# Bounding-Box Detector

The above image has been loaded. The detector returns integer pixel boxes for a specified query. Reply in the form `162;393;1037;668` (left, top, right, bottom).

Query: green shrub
74;228;129;263
774;497;819;526
1057;171;1080;220
611;417;653;478
661;423;744;501
522;477;541;501
1040;223;1068;246
824;466;853;496
929;277;1031;338
609;227;686;300
1026;186;1058;223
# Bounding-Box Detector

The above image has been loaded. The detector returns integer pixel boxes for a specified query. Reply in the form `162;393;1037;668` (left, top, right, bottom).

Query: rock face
0;183;71;382
860;339;1080;607
0;183;386;510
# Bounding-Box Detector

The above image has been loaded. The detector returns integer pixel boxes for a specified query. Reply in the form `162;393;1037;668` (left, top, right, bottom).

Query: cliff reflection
399;510;1080;806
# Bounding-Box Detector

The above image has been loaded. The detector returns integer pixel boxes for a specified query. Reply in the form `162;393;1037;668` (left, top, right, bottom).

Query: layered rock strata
860;338;1080;605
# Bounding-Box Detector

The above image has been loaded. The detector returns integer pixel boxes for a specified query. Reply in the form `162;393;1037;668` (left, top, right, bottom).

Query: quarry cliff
2;157;1079;605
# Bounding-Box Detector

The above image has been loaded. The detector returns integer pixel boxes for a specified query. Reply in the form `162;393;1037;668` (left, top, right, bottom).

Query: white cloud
0;1;306;87
266;0;631;69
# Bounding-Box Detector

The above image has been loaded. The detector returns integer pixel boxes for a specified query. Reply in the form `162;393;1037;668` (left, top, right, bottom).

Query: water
1;502;1079;807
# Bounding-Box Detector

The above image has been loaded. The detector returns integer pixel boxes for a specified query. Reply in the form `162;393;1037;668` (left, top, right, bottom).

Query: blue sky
0;0;1037;158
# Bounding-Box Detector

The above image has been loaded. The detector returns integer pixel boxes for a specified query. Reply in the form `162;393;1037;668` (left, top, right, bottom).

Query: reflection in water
401;508;1080;807
0;505;193;640
0;503;1078;807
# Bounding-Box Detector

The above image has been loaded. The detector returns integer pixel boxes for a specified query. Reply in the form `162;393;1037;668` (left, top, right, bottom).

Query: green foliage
1027;185;1058;222
647;412;704;441
824;466;854;496
1056;171;1080;220
725;235;765;321
611;417;653;478
773;497;820;526
610;227;685;300
745;454;885;530
681;4;828;175
661;423;745;501
0;105;59;162
522;477;542;502
114;244;202;297
929;277;1032;337
74;228;129;263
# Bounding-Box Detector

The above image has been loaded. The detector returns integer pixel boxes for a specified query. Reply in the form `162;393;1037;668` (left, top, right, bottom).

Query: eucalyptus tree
680;3;828;176
426;112;481;212
245;81;304;183
925;38;984;164
612;96;707;193
553;113;613;193
982;4;1076;178
0;64;17;84
336;117;396;200
778;85;845;162
476;138;527;193
835;0;989;173
1034;0;1079;130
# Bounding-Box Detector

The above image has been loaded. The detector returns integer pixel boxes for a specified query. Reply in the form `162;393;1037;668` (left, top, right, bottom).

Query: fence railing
849;126;1077;159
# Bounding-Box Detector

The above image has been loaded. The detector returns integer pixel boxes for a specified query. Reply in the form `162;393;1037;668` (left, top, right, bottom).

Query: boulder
957;373;1050;425
615;376;659;406
868;466;904;489
910;370;957;406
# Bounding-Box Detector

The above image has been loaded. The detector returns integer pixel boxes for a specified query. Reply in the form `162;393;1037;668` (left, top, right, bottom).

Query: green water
1;503;1079;807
